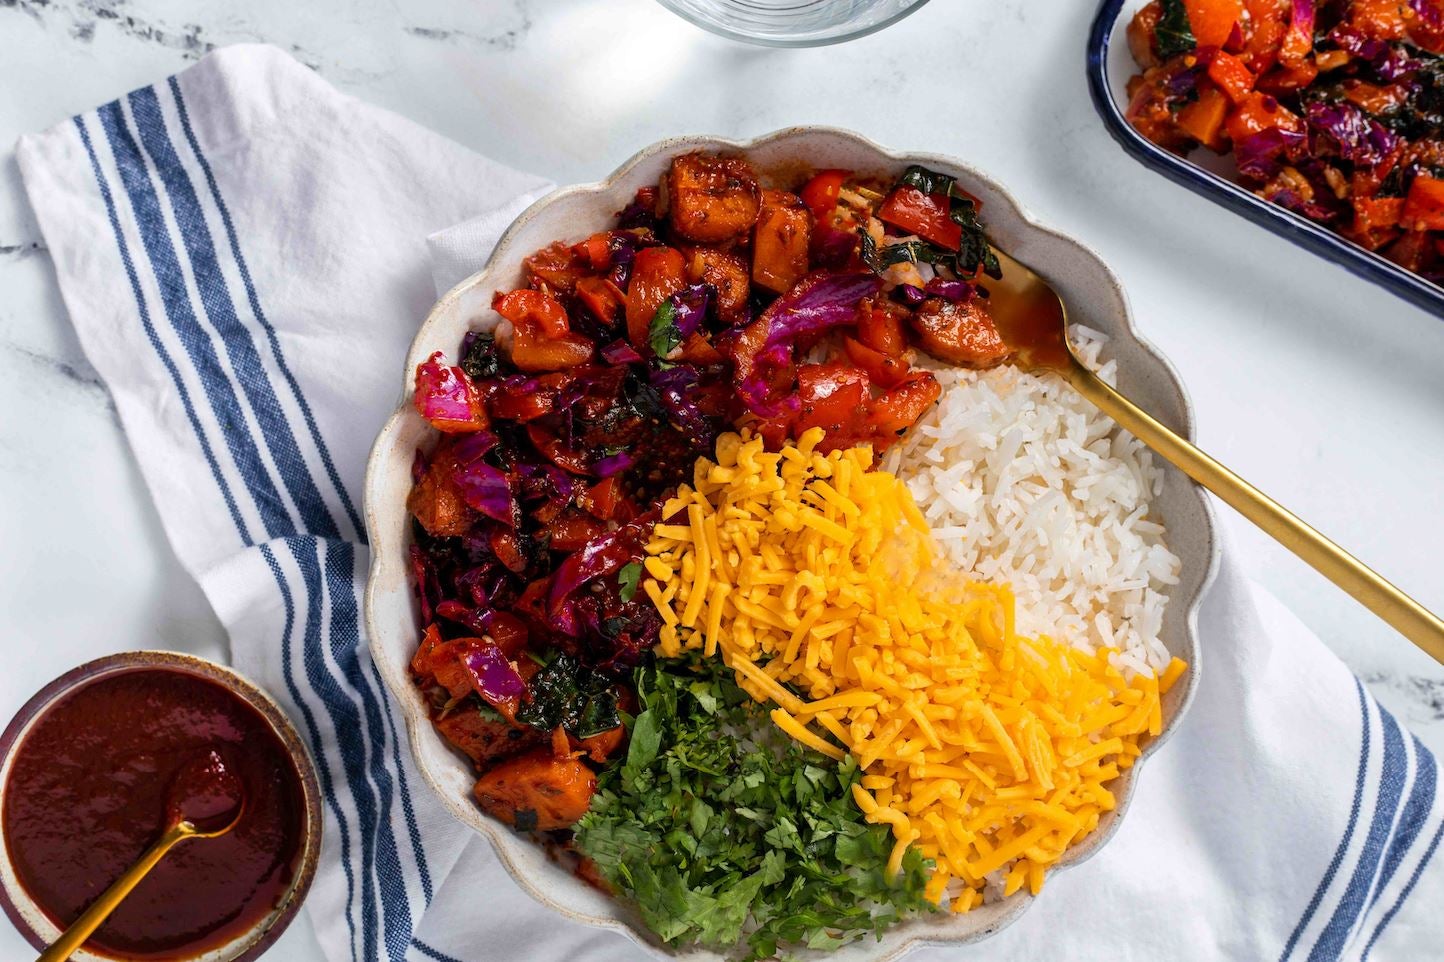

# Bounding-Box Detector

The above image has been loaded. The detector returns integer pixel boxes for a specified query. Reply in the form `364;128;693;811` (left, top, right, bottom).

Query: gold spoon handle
36;822;195;962
1065;359;1444;665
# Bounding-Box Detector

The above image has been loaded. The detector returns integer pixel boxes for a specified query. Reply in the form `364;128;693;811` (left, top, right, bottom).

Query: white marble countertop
3;1;1443;959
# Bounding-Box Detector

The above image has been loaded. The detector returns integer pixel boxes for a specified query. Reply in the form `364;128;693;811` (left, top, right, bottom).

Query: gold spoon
985;247;1444;665
37;751;245;962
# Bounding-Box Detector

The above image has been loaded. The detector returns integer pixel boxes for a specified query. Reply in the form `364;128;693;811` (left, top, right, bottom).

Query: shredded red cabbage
593;451;635;477
724;271;881;417
616;191;659;232
650;365;713;445
1272;188;1339;222
451;430;499;465
1283;0;1315;58
1235;127;1307;181
454;460;517;526
1411;0;1443;29
897;283;926;305
546;516;654;634
413;352;488;432
924;278;972;302
600;340;643;364
668;283;713;339
461;644;527;706
811;225;858;270
1306;102;1399;169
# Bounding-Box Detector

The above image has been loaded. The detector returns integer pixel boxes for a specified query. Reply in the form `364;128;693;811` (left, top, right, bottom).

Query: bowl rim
364;125;1221;959
0;650;325;962
651;0;933;49
1087;0;1444;319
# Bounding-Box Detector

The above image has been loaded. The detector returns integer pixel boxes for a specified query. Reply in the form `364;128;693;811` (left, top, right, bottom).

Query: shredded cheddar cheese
646;429;1188;908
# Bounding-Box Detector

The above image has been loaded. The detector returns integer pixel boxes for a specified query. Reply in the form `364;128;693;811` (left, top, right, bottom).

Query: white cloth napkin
16;44;1442;962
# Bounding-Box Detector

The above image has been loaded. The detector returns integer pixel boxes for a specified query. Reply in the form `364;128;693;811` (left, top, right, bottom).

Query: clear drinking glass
654;0;930;47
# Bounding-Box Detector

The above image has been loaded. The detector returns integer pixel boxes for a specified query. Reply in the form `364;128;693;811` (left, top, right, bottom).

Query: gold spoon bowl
986;247;1444;665
36;792;246;962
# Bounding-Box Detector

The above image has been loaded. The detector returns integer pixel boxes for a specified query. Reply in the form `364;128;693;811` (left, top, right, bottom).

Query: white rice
879;327;1181;676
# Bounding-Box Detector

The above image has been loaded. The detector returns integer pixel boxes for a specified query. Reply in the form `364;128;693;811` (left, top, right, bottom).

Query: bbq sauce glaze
2;668;306;960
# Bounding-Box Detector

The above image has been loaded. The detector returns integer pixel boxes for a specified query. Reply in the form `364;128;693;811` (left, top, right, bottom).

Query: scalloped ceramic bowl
365;127;1219;960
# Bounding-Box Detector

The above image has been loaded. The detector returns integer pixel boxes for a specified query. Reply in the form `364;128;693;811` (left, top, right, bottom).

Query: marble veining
0;239;46;258
1;339;110;400
1365;672;1444;724
403;0;533;51
8;0;212;59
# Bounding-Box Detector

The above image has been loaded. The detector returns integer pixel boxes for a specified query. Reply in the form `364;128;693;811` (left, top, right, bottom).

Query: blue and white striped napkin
16;43;1443;962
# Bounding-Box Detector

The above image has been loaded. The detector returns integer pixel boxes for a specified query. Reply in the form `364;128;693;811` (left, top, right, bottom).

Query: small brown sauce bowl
0;651;323;962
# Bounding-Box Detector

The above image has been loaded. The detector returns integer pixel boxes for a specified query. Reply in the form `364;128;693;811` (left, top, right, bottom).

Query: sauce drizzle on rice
645;429;1188;908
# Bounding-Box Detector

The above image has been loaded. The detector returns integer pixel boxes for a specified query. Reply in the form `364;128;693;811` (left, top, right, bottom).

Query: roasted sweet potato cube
473;750;597;832
910;296;1013;369
666;153;761;244
572;724;626;763
685;247;750;324
435;706;544;767
407;445;475;538
752;189;812;295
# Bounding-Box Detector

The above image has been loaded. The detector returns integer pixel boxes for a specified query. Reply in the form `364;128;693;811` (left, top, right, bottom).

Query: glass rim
653;0;932;48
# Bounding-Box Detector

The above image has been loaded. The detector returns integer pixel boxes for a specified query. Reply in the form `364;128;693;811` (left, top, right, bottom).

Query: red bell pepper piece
578;477;623;521
543;510;609;553
878;185;963;251
624;246;687;354
856;300;909;358
575;276;627;326
1402;174;1444;231
1206;50;1256;104
492;289;593;372
867;372;942;444
575;232;612;270
800;169;850;221
794;363;871;449
842;336;910;387
482;611;530;659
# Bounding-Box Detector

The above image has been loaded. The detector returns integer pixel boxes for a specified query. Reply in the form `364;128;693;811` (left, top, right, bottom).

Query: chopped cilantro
648;300;682;358
574;658;935;960
618;561;643;603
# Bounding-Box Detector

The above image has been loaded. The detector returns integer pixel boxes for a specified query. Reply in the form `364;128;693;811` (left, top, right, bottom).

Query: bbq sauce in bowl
1;667;307;960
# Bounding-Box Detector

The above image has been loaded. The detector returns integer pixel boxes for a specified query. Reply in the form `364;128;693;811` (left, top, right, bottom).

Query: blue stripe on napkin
71;79;438;962
1280;679;1441;961
166;74;366;541
1308;700;1409;960
1280;679;1372;961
